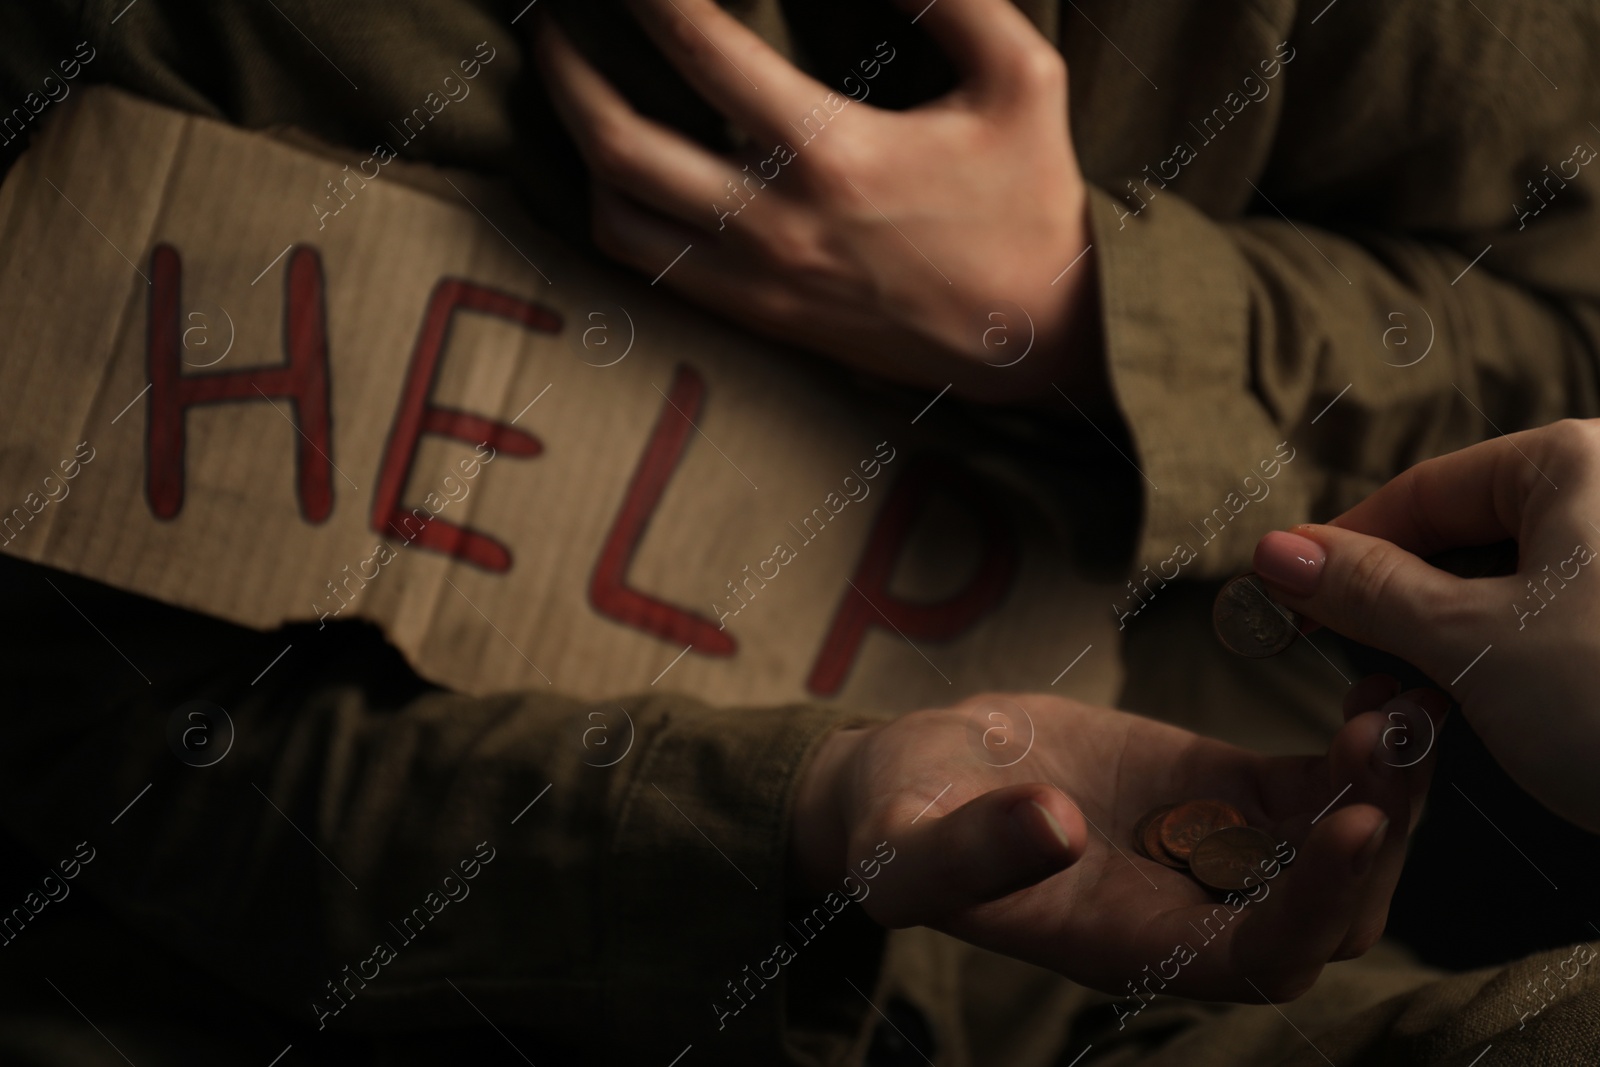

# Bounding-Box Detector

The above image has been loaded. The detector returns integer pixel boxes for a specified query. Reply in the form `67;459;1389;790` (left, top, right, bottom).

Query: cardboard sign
0;87;1120;711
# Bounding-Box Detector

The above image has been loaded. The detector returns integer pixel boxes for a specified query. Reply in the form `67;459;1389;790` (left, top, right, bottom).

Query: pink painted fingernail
1254;531;1326;597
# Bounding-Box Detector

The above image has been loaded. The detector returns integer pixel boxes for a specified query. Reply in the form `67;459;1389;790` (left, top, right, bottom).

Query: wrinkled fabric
1;1;1598;1064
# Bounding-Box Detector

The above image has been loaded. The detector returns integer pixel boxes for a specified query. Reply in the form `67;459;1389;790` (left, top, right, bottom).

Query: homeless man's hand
534;0;1099;406
789;691;1437;1002
1252;419;1600;834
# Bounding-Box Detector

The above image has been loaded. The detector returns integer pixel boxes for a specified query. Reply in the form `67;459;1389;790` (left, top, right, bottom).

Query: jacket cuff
607;697;889;1065
1086;184;1312;579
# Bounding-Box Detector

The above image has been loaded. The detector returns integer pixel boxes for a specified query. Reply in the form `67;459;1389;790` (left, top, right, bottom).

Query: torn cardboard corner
0;86;1121;711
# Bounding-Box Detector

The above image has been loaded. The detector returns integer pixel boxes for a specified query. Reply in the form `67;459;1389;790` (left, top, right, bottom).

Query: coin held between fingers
1213;574;1300;658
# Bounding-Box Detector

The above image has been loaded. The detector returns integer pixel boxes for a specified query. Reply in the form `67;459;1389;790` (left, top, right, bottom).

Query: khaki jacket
1;1;1598;1064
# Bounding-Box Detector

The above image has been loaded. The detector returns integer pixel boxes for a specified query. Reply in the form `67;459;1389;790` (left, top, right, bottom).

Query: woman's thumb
1253;526;1480;681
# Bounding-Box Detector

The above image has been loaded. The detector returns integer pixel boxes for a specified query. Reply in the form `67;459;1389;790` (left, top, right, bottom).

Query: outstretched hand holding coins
534;0;1100;405
1249;419;1600;833
789;691;1433;1002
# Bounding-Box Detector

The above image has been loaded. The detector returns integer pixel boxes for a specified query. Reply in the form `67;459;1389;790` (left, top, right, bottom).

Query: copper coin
1133;804;1174;860
1189;826;1279;892
1213;574;1300;658
1158;799;1247;862
1138;806;1188;869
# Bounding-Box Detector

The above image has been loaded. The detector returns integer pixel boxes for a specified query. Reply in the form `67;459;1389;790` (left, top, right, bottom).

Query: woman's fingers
863;782;1088;929
1331;434;1520;552
1325;704;1437;958
1326;420;1600;552
535;18;735;228
1336;681;1447;826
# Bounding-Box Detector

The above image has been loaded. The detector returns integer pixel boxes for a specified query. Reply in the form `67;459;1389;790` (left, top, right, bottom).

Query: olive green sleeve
0;557;885;1062
1083;1;1600;579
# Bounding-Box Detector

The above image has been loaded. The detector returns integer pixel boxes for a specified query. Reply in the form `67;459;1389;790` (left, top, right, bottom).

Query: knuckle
748;216;824;273
1339;541;1456;671
1539;417;1600;470
1012;40;1068;95
744;283;804;325
798;148;848;198
796;134;866;200
956;690;1025;720
1344;541;1407;623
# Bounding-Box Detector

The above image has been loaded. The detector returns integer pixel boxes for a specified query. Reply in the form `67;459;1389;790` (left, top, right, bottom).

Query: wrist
789;726;866;897
1035;190;1106;406
961;195;1106;411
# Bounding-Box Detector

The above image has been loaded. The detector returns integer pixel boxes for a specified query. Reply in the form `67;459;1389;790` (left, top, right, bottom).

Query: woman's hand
534;0;1099;405
791;691;1435;1002
1251;419;1600;832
